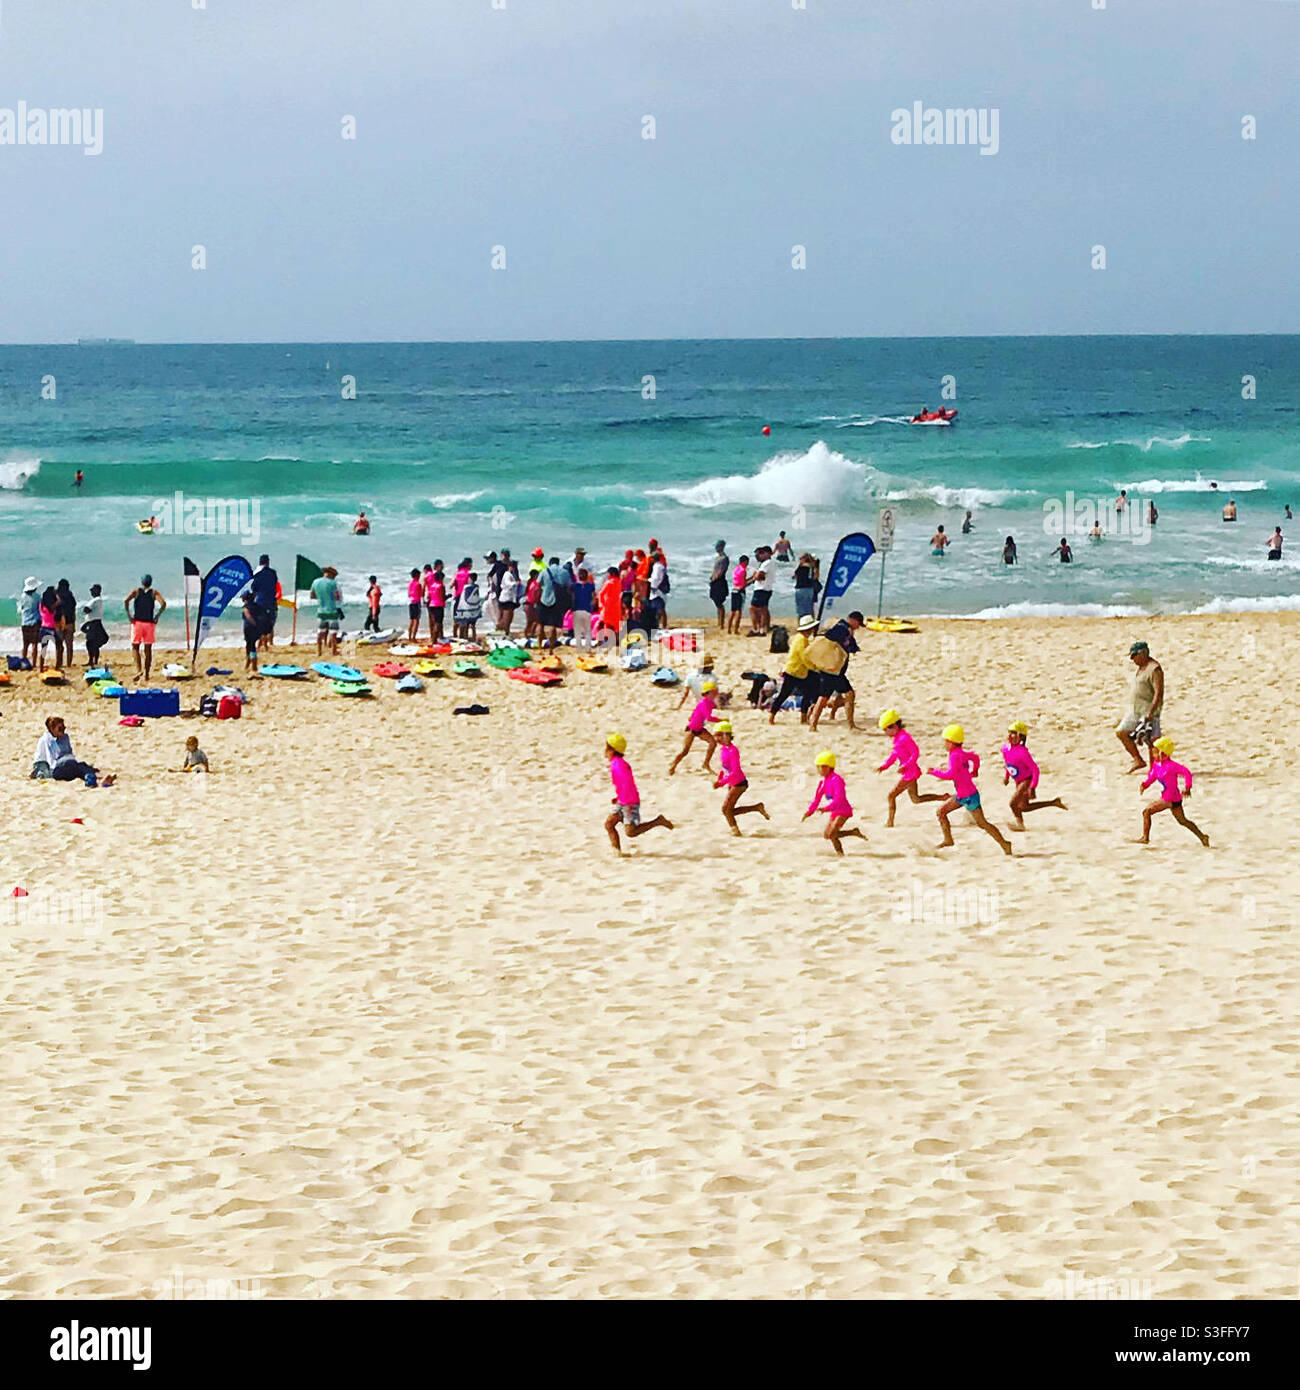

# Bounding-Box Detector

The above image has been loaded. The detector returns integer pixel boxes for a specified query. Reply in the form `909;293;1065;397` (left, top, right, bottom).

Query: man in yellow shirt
769;615;818;724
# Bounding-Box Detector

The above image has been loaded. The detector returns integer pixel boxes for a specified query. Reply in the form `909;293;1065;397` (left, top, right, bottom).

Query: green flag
294;554;323;594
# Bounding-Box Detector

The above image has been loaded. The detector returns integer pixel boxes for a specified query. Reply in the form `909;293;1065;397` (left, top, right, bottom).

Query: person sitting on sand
1222;498;1237;522
1116;640;1164;771
605;733;673;853
1267;527;1283;561
182;735;209;773
32;715;115;785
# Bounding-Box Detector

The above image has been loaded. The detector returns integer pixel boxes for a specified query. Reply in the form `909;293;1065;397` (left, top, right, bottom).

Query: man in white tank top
1115;640;1164;772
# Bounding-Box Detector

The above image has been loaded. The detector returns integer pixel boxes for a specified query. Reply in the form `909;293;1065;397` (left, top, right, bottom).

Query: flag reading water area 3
817;532;876;622
192;555;254;662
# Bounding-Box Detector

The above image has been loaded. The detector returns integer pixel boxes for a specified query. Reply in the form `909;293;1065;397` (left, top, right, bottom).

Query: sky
0;0;1296;342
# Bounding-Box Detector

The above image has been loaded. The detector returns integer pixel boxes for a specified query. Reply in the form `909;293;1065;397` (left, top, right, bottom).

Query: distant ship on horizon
76;337;135;346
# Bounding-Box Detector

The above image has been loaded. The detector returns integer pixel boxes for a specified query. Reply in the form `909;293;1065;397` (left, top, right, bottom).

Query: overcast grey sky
1;0;1295;341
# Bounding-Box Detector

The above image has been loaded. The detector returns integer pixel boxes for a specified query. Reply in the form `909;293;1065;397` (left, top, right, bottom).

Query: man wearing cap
769;614;818;724
528;547;546;576
18;576;42;667
124;574;167;680
1116;641;1164;771
709;540;729;629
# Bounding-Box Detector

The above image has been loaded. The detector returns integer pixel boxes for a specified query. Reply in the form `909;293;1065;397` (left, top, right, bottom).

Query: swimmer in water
1136;736;1209;847
928;723;1012;855
877;709;945;827
1057;536;1073;563
1089;520;1104;542
961;510;973;534
802;750;865;855
930;525;950;556
711;723;769;835
669;680;720;774
604;733;673;853
1002;721;1066;830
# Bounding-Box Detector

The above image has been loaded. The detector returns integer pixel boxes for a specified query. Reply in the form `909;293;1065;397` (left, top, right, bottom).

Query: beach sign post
875;507;895;618
816;530;876;623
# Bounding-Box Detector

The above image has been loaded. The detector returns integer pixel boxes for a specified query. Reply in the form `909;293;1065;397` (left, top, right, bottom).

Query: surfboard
353;628;398;645
507;667;562;686
332;680;373;696
575;655;608;672
411;660;445;676
863;617;920;634
84;667;114;684
39;671;67;685
311;662;365;682
452;660;482;676
260;664;307;679
371;661;410;679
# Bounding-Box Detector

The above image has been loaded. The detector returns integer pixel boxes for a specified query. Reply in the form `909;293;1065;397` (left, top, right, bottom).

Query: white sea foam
428;490;486;508
1190;593;1300;615
1070;435;1211;452
880;483;1030;508
1110;475;1267;495
1204;554;1300;571
947;601;1149;620
0;453;42;489
649;440;868;509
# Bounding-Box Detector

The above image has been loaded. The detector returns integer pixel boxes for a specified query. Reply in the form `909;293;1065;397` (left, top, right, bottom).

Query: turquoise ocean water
1;337;1297;639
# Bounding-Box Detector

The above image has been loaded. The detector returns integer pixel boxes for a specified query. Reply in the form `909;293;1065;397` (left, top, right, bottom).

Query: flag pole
291;592;298;646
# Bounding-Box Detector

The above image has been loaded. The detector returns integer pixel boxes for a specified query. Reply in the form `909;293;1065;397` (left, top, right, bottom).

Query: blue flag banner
192;554;254;662
817;531;876;619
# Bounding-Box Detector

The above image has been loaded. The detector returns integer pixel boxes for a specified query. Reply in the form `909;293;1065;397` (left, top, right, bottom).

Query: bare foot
1009;822;1026;832
758;805;770;820
936;840;955;850
1131;837;1150;845
1126;761;1146;774
730;826;742;837
1000;840;1012;856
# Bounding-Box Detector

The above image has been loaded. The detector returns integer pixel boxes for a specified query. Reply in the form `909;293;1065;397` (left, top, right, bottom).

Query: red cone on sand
12;887;29;897
70;818;84;825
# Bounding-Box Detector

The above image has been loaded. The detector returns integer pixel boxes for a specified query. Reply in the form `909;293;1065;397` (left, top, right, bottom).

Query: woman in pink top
877;709;945;827
425;567;446;641
604;733;673;853
711;723;769;835
927;724;1012;855
406;569;423;641
802;750;865;855
669;683;720;775
1002;720;1066;830
1137;736;1209;846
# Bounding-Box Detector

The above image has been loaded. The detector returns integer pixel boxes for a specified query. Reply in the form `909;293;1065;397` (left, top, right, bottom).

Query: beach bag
769;624;789;654
804;635;847;675
217;695;242;720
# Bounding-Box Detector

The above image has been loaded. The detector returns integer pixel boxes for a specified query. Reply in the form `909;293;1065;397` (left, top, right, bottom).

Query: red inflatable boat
910;408;958;425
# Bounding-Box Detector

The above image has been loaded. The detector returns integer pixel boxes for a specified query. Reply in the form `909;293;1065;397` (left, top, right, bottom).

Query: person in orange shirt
597;566;623;648
634;548;651;582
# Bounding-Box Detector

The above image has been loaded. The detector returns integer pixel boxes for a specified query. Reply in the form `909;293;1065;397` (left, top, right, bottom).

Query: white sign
877;506;896;554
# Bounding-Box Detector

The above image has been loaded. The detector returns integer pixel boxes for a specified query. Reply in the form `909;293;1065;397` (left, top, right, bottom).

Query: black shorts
709;577;728;606
539;602;565;627
730;591;745;613
751;589;771;609
21;624;39;646
813;670;852;698
408;602;422;620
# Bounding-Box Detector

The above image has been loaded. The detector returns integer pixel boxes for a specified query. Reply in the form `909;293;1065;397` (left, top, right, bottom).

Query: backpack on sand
768;625;789;654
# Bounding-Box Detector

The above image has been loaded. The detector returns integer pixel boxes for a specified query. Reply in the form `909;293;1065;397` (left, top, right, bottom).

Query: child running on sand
802;750;865;855
604;733;673;853
669;679;720;774
928;723;1013;855
1002;720;1066;830
1137;736;1210;846
877;709;945;826
712;722;769;835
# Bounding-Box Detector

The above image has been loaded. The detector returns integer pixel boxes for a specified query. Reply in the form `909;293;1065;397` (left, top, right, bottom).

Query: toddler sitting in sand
182;736;209;773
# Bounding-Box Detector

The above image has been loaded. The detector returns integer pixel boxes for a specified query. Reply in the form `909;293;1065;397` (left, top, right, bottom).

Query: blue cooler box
119;688;180;717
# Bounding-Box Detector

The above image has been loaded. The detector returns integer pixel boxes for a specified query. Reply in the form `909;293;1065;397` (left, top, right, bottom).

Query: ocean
1;336;1297;639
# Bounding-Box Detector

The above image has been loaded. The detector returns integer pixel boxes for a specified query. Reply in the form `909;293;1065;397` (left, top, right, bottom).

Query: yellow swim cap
1153;736;1175;755
942;723;965;744
878;707;902;730
713;720;733;735
701;679;717;694
1007;719;1029;736
606;732;627;754
815;749;837;768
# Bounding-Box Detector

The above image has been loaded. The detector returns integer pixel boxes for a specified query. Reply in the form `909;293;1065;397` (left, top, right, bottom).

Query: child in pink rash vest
927;728;1012;855
604;735;673;853
802;753;865;855
1137;739;1209;846
711;724;769;835
669;686;720;775
877;713;944;827
1002;723;1067;830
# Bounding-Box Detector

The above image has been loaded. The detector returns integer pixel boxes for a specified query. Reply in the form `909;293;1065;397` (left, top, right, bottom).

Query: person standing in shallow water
1002;536;1018;565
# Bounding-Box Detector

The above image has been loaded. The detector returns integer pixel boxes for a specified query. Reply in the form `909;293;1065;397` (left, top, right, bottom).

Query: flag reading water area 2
191;555;254;662
816;531;876;622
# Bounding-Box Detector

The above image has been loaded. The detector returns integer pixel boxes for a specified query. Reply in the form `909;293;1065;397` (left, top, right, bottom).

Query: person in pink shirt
802;750;865;855
711;722;769;835
406;568;423;641
1138;736;1209;846
1002;720;1066;830
877;708;945;827
727;555;753;635
669;681;720;774
604;733;673;853
424;564;447;642
452;557;472;603
927;723;1012;855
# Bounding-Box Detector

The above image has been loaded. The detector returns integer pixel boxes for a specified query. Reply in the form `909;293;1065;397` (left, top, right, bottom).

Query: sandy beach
1;610;1294;1300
